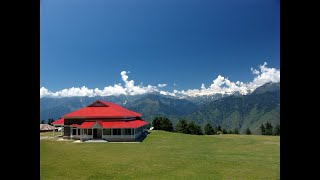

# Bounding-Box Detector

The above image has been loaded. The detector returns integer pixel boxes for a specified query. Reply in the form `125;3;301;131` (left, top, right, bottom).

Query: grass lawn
40;130;280;180
40;131;55;137
40;131;63;137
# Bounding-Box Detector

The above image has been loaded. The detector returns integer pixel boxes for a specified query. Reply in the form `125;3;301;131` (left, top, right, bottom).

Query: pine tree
260;124;265;135
152;117;161;130
40;120;45;124
204;123;215;135
176;119;189;134
152;116;173;132
48;118;54;125
234;128;239;134
265;122;273;135
160;117;173;132
222;129;228;134
245;128;252;135
187;121;203;135
274;123;280;135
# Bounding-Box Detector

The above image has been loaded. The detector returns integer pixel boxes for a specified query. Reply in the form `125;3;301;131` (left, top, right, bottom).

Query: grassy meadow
40;130;280;179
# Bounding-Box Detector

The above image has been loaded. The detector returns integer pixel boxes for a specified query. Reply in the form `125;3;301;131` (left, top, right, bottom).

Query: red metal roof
101;120;148;128
78;121;96;129
63;100;142;118
52;118;64;125
77;120;148;129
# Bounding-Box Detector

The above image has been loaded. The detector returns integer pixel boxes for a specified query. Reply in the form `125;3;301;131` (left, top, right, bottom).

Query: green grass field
40;130;280;180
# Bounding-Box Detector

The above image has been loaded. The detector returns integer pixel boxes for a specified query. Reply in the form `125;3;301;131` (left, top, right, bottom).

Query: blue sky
40;0;280;97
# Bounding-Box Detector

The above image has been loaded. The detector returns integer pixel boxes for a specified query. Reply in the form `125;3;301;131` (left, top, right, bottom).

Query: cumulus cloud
157;84;167;88
174;62;280;97
40;62;280;98
40;87;52;98
40;71;162;97
160;91;176;96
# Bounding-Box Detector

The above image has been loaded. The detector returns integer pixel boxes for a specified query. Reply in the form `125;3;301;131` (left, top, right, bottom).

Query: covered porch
69;121;148;142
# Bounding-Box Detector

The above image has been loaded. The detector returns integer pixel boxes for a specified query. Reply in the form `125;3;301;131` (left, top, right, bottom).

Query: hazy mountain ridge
185;83;280;134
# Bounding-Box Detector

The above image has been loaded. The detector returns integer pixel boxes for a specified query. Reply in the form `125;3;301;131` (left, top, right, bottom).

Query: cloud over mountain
174;62;280;97
40;62;279;98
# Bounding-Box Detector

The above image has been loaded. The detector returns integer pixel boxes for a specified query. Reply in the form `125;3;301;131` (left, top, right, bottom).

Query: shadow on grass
137;131;151;142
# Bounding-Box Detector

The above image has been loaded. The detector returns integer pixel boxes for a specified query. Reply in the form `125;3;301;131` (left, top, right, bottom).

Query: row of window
72;128;135;136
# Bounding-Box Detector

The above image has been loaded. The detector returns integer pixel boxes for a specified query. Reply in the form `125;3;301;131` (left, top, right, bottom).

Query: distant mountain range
186;83;280;134
40;82;280;134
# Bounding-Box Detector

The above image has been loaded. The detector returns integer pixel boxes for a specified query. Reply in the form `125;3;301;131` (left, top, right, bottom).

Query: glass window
103;129;111;135
123;129;131;135
72;129;77;135
88;129;92;135
78;129;80;135
113;129;121;135
84;129;87;135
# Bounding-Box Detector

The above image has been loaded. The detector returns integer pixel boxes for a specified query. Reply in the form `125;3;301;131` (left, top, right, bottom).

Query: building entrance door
93;129;97;139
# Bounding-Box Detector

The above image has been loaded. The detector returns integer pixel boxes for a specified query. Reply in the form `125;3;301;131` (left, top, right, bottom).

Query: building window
124;129;131;135
84;129;87;135
103;129;111;135
72;128;77;135
88;129;92;135
113;129;121;135
78;129;80;135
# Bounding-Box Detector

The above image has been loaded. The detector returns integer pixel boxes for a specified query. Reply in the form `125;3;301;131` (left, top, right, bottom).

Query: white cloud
157;84;167;88
160;91;176;96
40;71;158;97
247;62;280;91
40;87;53;98
176;62;280;97
40;62;280;98
251;67;260;75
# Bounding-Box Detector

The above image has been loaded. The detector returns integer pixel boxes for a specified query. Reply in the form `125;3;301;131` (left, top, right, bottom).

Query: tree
204;123;215;135
160;117;173;132
152;116;173;132
228;130;234;134
222;128;228;134
152;117;161;130
265;122;273;135
40;120;45;124
217;125;222;132
260;124;265;135
274;124;280;135
146;123;151;129
188;121;203;135
245;128;252;135
47;118;55;125
234;128;239;134
176;119;189;134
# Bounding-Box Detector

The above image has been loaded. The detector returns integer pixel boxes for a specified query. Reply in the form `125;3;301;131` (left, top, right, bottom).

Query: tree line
152;116;280;136
260;122;280;135
40;118;55;125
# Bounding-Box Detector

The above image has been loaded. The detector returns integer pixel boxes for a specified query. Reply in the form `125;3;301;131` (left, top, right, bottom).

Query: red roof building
51;100;148;142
